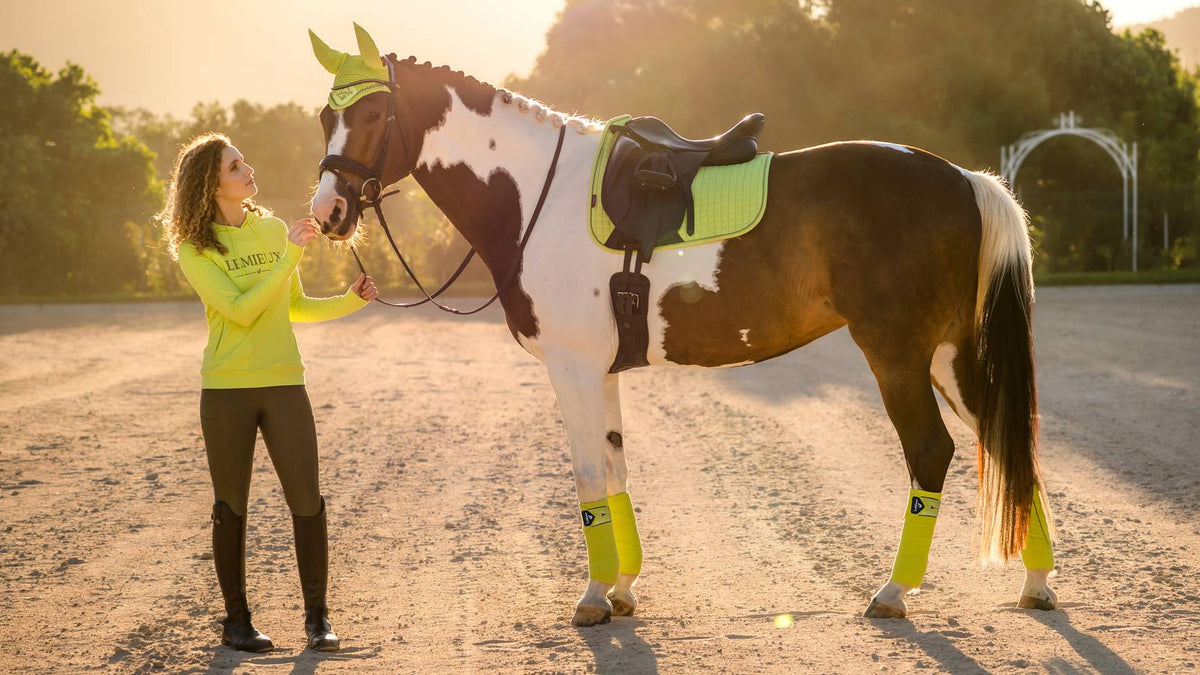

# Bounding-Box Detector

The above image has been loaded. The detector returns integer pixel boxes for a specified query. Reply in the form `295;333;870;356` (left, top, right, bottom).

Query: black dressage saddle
601;113;765;262
599;112;765;373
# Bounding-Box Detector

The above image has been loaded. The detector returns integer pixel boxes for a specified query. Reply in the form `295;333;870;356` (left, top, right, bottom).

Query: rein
318;57;567;314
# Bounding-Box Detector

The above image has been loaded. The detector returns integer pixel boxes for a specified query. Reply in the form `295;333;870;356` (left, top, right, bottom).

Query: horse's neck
412;90;569;261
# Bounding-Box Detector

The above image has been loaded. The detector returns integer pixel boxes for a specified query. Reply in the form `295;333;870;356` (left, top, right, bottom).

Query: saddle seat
623;113;765;164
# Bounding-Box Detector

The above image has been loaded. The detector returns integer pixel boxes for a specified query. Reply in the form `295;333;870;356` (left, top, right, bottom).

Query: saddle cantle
594;113;769;373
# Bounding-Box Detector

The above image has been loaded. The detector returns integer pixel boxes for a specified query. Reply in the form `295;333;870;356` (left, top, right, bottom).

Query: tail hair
961;170;1050;563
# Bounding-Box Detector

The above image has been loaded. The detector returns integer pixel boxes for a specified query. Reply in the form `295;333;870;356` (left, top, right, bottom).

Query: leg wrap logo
581;505;612;528
910;495;941;517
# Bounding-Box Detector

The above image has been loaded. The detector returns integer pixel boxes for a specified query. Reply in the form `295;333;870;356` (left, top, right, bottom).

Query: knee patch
608;492;643;576
580;498;619;584
890;489;942;588
1021;489;1055;570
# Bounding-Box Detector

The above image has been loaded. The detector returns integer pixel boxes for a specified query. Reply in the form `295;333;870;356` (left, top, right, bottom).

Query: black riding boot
212;501;274;653
293;497;340;651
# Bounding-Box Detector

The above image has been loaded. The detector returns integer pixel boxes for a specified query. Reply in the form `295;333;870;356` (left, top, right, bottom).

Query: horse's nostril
330;205;342;226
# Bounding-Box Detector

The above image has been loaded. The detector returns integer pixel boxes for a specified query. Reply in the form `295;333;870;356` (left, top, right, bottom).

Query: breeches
200;385;322;517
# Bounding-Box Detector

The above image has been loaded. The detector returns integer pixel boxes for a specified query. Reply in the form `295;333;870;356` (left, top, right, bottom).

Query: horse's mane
390;54;604;134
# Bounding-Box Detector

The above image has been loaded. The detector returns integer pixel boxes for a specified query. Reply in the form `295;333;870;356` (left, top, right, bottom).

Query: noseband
317;56;566;314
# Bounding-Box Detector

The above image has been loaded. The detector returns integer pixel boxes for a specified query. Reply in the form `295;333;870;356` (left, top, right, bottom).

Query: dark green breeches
200;385;323;517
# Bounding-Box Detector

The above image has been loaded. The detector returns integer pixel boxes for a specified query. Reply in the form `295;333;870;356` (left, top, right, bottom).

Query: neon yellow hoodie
177;210;367;389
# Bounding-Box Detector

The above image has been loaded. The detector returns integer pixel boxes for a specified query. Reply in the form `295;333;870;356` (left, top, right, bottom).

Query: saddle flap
601;137;690;256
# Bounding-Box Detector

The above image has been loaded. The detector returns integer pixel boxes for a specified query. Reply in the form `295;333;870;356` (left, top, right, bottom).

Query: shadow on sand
577;616;659;675
204;643;381;674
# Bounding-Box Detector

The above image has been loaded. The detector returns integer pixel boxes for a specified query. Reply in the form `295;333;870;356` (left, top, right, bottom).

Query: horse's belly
643;239;844;368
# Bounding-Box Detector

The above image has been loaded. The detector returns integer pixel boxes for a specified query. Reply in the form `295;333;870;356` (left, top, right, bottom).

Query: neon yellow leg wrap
889;489;942;588
1020;489;1055;570
608;492;643;576
580;498;619;584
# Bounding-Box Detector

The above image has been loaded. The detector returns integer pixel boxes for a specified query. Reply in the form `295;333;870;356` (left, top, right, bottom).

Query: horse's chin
325;220;360;242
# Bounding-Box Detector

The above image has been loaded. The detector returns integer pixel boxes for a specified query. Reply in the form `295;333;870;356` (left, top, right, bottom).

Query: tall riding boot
292;497;340;651
212;501;274;653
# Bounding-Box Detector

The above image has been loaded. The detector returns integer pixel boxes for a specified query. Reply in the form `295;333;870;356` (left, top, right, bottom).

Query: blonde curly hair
158;133;270;260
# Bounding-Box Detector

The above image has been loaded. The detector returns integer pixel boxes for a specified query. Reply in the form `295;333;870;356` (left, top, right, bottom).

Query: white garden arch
1000;111;1139;271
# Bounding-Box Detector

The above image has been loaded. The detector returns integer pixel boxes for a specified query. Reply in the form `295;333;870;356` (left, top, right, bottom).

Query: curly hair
158;133;270;260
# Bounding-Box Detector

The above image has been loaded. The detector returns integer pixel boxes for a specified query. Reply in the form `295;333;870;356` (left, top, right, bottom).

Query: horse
307;25;1058;626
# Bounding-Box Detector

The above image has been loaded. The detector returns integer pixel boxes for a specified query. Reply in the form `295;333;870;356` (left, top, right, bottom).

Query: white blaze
311;111;348;224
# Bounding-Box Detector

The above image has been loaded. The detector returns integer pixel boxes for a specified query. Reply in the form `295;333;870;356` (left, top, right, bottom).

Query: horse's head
309;24;419;240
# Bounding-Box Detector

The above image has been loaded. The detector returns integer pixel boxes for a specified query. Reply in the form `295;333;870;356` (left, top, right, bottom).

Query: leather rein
317;56;566;314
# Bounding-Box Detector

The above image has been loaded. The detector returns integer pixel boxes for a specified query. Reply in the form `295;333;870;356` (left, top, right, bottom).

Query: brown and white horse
310;45;1057;626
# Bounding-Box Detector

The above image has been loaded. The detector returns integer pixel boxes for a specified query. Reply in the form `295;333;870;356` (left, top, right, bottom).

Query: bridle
317;55;566;314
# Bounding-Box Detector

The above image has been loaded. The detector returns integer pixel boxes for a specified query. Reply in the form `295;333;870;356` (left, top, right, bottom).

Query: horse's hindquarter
652;143;983;368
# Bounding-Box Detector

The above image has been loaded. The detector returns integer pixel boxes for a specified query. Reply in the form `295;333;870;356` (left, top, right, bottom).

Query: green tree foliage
509;0;1200;271
0;51;160;296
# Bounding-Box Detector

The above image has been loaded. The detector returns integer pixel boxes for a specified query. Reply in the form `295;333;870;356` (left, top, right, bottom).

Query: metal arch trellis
1000;111;1140;271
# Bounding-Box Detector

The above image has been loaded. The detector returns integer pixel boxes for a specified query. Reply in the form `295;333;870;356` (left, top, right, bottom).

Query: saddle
598;113;766;373
601;113;765;262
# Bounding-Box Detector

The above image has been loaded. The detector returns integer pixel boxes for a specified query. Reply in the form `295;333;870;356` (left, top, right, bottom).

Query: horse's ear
353;23;382;66
309;29;346;74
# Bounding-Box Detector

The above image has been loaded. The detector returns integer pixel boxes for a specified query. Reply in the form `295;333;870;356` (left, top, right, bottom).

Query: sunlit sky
1105;0;1198;25
0;0;565;116
0;0;1193;117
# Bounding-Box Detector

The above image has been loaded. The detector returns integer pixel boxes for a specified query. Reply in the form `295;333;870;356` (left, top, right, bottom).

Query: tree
0;51;161;296
509;0;1200;271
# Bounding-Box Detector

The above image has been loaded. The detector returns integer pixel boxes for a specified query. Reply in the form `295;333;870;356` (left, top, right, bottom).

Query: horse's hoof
572;603;612;627
607;588;637;616
1018;594;1057;611
863;598;907;619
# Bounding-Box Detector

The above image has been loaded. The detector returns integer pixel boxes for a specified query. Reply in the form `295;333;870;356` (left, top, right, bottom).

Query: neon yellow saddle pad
588;115;772;253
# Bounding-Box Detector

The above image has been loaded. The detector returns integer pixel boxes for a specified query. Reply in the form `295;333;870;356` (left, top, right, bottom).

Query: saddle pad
588;115;773;253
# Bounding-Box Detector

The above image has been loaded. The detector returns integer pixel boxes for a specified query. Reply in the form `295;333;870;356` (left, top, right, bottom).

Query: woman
159;133;378;653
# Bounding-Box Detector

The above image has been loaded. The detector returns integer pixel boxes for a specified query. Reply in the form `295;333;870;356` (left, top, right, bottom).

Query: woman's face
215;145;257;202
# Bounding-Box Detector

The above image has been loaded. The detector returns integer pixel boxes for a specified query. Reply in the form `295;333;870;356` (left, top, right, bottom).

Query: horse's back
654;141;983;367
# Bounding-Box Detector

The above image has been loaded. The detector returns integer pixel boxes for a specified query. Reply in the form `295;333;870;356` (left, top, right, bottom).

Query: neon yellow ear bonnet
309;23;390;110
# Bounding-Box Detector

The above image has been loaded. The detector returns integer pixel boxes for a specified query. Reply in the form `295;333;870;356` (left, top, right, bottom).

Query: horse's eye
367;111;382;123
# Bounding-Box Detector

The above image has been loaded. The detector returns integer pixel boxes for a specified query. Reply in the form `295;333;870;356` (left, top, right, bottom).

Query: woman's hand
288;218;320;247
351;273;379;301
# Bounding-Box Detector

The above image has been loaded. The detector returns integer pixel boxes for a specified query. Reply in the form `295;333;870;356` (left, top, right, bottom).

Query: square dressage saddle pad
588;115;773;253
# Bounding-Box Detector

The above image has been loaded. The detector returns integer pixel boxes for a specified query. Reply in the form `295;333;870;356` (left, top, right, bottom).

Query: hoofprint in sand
0;284;1197;672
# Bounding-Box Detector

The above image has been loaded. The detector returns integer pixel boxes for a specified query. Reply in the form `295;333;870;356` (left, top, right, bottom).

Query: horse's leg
1017;489;1057;610
859;352;956;619
931;335;1058;610
543;355;618;626
601;373;643;616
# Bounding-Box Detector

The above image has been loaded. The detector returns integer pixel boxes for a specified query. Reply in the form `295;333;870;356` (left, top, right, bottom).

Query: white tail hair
961;170;1033;329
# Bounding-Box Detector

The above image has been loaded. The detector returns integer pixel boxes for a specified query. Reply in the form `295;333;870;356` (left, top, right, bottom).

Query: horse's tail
961;170;1048;563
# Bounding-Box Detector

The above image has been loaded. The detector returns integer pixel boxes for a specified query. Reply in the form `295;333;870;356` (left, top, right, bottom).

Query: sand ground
1;284;1197;673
